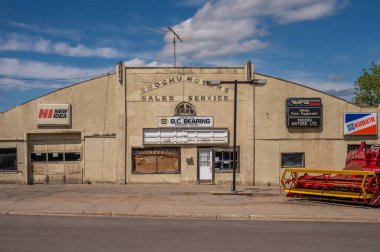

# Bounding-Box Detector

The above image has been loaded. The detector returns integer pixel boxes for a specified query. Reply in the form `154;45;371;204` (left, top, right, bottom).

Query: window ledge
0;171;20;174
215;171;240;173
281;166;305;168
132;172;181;175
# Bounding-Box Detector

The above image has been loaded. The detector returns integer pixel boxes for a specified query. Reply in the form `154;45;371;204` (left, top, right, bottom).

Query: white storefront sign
143;128;229;145
36;103;71;126
158;116;213;128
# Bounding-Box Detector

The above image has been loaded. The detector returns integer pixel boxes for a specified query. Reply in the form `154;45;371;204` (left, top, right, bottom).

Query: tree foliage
353;63;380;106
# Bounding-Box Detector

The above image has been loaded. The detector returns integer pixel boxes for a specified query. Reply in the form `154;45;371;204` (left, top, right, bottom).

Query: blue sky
0;0;379;112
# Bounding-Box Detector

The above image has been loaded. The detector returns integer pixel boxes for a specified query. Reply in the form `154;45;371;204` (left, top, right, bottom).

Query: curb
1;210;379;223
211;191;253;196
45;211;84;216
112;212;167;218
84;210;112;216
217;214;250;220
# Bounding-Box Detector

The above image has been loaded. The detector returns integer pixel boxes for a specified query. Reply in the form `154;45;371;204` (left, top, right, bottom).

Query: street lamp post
207;78;266;192
233;80;238;192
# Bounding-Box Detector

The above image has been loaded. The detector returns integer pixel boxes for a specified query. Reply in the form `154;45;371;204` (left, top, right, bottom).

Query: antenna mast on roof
167;26;183;67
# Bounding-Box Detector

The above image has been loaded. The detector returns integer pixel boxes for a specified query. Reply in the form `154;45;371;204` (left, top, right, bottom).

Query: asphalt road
0;215;378;252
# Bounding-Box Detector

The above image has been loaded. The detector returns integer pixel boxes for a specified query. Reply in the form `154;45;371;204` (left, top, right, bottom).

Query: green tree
353;63;380;106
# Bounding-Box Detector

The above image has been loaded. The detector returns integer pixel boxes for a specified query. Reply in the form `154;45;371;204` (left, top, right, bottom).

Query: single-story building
0;61;378;185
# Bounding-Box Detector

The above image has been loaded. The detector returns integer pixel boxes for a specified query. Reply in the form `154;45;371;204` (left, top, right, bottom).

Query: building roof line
0;72;115;114
256;72;358;107
1;69;365;114
125;66;244;69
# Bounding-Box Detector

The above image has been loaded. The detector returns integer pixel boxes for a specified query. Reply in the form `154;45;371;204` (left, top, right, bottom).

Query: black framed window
281;153;304;167
65;152;81;161
32;152;80;162
0;148;17;171
214;148;239;172
31;153;47;162
48;152;64;162
132;147;180;174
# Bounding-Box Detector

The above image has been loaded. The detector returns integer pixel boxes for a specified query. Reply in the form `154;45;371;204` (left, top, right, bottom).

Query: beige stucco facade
0;61;379;185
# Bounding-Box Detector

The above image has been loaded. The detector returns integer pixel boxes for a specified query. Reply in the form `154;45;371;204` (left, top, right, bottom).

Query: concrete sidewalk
0;184;379;222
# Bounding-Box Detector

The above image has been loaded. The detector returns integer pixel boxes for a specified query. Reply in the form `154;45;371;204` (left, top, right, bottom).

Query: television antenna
167;26;183;67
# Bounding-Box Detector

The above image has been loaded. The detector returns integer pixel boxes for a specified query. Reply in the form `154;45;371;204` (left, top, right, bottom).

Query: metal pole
207;77;266;192
173;37;176;67
232;80;237;192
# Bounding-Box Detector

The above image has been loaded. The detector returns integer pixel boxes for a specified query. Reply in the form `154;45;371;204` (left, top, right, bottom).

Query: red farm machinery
281;141;380;206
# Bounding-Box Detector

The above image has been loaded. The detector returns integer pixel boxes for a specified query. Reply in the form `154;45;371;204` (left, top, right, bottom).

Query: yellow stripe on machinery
281;168;378;202
281;142;380;205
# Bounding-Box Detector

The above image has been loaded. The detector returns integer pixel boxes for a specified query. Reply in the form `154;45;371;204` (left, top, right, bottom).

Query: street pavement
1;215;379;252
0;184;379;222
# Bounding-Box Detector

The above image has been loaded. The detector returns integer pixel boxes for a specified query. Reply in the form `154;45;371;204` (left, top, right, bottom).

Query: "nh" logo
38;109;53;118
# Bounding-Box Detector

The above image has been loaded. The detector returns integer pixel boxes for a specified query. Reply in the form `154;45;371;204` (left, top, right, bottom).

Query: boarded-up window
132;148;180;174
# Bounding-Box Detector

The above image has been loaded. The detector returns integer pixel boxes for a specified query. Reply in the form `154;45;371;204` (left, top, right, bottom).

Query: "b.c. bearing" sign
36;104;71;126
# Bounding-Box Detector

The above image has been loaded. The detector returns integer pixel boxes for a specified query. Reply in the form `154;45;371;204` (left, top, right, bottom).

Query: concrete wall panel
84;137;116;183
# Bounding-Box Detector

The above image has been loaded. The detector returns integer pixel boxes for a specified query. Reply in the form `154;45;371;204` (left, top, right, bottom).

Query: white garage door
28;133;82;184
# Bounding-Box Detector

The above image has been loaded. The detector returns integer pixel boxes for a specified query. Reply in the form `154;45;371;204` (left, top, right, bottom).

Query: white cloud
160;0;347;62
0;58;111;80
0;33;120;58
124;58;171;67
306;80;354;92
0;58;114;91
264;1;342;24
0;78;65;91
325;88;355;99
282;70;355;100
53;42;119;58
0;57;171;91
0;34;50;53
9;21;80;39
